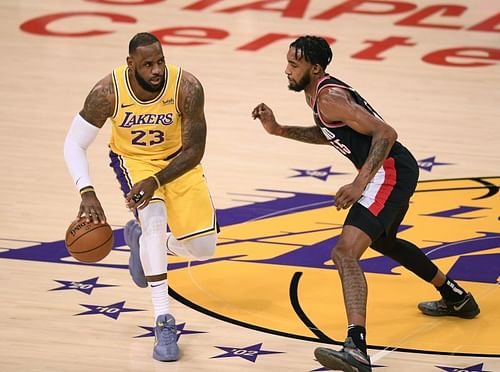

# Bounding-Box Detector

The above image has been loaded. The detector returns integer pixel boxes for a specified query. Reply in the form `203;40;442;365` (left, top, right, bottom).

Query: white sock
149;279;169;320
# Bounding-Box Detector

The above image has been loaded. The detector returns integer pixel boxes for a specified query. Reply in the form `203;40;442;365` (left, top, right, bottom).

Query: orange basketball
65;219;114;262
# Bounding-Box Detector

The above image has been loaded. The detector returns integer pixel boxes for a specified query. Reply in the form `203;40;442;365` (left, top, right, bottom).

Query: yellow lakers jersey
109;64;182;160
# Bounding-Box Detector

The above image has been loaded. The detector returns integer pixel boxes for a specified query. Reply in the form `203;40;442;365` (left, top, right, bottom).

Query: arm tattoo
281;125;330;144
181;75;204;118
156;73;206;185
179;74;206;158
80;77;114;127
366;138;390;173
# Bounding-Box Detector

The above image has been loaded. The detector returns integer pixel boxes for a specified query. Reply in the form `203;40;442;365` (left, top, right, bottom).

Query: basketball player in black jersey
252;36;480;372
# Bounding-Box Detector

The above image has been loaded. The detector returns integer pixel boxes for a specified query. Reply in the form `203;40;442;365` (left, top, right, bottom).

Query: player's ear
126;56;134;69
312;64;322;75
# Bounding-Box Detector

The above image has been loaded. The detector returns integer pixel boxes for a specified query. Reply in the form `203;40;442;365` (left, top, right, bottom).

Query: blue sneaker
123;219;148;288
153;314;180;362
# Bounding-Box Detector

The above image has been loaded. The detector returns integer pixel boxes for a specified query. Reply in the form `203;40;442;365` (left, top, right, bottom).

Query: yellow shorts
109;151;217;240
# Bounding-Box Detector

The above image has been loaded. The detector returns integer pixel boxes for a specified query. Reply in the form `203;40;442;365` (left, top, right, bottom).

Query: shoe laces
436;298;450;310
157;320;177;343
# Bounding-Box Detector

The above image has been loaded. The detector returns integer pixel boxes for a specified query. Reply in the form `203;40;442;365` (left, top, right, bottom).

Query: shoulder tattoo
80;76;114;127
180;73;204;118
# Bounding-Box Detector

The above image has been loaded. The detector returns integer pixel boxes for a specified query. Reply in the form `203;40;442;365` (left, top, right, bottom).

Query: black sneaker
418;292;480;319
314;337;371;372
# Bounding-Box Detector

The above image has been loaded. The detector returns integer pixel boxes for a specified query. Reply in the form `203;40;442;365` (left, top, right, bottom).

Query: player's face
285;47;312;92
129;42;166;93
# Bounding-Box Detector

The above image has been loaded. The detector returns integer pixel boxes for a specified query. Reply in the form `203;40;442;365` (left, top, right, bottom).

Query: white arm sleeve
63;113;100;191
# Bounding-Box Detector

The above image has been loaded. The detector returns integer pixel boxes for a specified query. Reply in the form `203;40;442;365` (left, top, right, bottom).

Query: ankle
436;277;466;302
347;325;367;354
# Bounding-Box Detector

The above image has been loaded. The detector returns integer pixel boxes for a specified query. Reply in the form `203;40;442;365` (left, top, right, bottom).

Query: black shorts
345;202;409;243
345;150;418;242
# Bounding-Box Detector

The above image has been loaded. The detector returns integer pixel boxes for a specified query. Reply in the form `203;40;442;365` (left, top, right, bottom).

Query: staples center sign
19;0;500;68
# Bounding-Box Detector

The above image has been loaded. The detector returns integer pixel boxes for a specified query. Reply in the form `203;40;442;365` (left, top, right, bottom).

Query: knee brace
182;233;217;261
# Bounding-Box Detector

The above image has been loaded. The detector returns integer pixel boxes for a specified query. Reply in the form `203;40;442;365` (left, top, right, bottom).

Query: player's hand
334;182;365;211
252;103;283;136
126;176;158;210
79;191;107;224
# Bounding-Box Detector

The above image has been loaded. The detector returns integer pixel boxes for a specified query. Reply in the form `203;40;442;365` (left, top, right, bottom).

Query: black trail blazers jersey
312;74;419;216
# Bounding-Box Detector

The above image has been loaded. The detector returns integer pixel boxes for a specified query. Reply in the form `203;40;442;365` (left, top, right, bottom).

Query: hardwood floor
1;1;499;371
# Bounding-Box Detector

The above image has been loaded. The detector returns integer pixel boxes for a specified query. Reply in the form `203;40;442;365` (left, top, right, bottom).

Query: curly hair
290;36;333;70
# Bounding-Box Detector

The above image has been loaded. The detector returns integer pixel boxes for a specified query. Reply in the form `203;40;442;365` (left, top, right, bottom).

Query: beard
134;68;164;93
288;73;310;92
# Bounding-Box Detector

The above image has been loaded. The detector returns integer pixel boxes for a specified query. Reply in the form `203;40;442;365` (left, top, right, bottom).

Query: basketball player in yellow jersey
63;32;218;362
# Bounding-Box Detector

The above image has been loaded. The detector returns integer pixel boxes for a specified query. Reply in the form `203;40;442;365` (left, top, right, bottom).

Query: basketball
65;219;114;262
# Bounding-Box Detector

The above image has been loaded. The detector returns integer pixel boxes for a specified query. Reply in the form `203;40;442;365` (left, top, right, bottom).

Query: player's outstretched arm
251;102;329;145
64;74;115;224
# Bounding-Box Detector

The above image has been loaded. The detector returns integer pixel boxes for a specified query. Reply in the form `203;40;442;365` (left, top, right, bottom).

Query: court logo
166;177;499;357
0;177;498;356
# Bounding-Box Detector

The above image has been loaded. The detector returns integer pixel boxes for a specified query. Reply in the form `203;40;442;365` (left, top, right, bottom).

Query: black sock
437;277;467;302
347;325;367;354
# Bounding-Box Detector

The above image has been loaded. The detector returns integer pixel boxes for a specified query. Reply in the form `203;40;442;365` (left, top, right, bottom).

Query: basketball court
1;1;499;371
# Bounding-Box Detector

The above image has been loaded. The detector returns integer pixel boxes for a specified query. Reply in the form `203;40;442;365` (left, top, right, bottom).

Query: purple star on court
290;166;348;181
436;362;491;372
211;342;284;362
418;156;453;172
134;322;207;340
50;277;117;295
75;300;144;320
